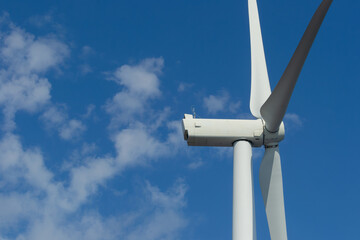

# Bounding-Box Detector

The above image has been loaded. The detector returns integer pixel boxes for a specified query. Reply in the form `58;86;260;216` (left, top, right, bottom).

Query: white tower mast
233;141;255;239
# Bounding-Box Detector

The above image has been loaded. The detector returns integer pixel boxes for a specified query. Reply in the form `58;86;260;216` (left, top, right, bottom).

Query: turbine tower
182;0;333;239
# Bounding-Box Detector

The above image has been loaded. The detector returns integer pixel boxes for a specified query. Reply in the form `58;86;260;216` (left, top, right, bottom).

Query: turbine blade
248;0;271;119
259;146;287;240
260;0;333;132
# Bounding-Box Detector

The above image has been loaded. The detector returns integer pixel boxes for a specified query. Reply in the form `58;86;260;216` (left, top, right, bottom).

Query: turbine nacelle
182;114;285;148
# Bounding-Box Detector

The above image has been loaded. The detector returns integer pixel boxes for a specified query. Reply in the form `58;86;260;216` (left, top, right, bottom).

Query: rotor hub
263;120;285;147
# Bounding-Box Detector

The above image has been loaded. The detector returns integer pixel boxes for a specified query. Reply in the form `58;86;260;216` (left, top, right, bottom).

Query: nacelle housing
182;114;284;147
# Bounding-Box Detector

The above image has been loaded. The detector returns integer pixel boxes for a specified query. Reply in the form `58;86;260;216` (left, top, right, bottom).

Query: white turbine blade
259;146;287;240
248;0;271;119
260;0;333;132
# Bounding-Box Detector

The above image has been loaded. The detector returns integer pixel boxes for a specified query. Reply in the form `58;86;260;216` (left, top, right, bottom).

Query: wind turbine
182;0;333;239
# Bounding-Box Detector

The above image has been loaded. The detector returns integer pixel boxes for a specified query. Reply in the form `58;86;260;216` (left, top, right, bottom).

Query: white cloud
124;180;188;240
0;27;69;75
213;147;233;160
79;46;95;75
105;57;164;127
229;100;241;113
203;93;229;114
28;12;64;34
69;157;117;206
83;104;96;119
41;106;86;140
113;119;185;170
203;91;241;115
166;120;185;149
28;13;54;28
81;46;95;57
0;24;69;131
114;125;169;168
0;84;179;239
41;105;66;125
0;193;39;229
177;82;192;92
0;132;188;240
65;143;99;169
106;91;144;119
104;58;186;176
187;159;204;170
0;119;182;233
0;133;53;189
113;57;162;97
79;64;92;75
0;14;189;239
60;119;86;140
0;18;185;237
0;74;51;131
284;113;303;129
26;38;68;73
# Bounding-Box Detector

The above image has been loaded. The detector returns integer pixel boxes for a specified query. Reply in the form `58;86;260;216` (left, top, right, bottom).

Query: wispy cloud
177;82;193;92
203;92;229;114
124;180;188;240
28;13;54;28
81;46;95;57
41;106;86;140
28;12;65;34
188;159;204;170
82;104;96;119
284;113;303;131
79;64;93;75
78;46;95;75
203;91;241;115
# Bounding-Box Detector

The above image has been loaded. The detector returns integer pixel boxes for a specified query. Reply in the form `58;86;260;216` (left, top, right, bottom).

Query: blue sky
0;0;358;239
